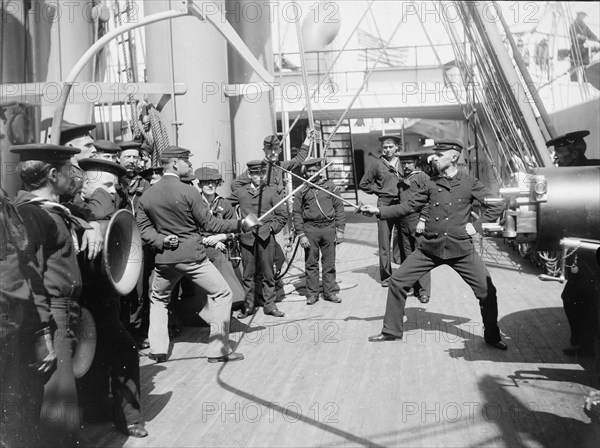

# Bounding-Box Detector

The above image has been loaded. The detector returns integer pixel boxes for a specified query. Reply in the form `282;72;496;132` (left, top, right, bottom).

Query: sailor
93;139;120;162
75;158;148;437
546;130;600;167
58;122;96;203
11;144;88;446
136;146;255;363
546;130;600;356
139;142;153;170
0;189;44;447
118;141;151;211
360;139;507;350
397;150;432;304
60;121;97;161
139;166;164;185
232;160;288;318
232;132;312;195
359;134;403;287
569;12;599;72
292;158;345;305
232;131;314;303
117;141;150;342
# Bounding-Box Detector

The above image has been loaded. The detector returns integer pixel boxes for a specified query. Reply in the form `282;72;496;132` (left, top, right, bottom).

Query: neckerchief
381;156;402;180
22;197;92;253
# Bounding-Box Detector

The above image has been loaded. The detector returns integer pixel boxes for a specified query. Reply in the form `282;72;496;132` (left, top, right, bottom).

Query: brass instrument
102;209;143;296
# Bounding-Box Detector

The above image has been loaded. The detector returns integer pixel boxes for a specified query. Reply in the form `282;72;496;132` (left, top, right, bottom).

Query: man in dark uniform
232;132;313;302
397;150;432;304
359;135;403;287
137;146;257;363
59;122;96;200
0;189;46;447
118;141;151;211
547;130;600;355
76;158;148;438
293;158;345;305
93;139;120;163
140;165;164;185
11;143;89;446
360;140;507;350
233;160;288;318
60;121;96;160
118;141;151;344
547;130;600;167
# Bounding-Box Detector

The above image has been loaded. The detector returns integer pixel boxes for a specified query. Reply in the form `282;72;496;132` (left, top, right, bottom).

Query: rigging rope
280;1;375;147
434;1;549;185
322;15;405;154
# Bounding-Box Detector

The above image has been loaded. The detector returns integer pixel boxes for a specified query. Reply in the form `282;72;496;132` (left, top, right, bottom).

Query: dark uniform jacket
379;171;504;259
398;170;430;232
570;154;600;166
137;174;240;264
292;179;345;237
359;156;402;200
14;191;84;324
230;183;287;245
80;188;122;220
121;173;150;212
231;143;310;195
0;192;38;331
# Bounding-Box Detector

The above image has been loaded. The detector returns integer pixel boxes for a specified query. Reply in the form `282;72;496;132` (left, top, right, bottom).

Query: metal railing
274;43;465;93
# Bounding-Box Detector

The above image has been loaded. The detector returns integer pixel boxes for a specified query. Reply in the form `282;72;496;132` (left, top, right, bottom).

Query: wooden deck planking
84;205;600;448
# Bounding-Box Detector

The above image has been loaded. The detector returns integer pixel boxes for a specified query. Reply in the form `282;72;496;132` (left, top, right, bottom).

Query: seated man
292;158;345;305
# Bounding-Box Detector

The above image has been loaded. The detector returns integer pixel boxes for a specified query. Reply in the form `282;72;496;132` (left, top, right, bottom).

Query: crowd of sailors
1;121;599;446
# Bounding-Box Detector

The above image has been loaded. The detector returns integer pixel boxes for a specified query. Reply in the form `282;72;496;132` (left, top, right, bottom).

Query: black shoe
381;280;389;287
266;309;285;317
136;338;150;350
306;296;318;305
237;306;256;319
126;424;148;438
418;295;430;304
485;340;508;350
368;332;401;342
148;352;168;363
208;352;245;363
324;295;342;303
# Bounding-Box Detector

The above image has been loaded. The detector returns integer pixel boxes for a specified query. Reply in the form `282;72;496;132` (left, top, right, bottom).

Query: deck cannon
481;166;600;282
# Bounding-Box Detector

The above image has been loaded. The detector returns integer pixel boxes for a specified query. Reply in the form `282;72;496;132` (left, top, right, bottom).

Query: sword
276;164;363;211
255;162;333;222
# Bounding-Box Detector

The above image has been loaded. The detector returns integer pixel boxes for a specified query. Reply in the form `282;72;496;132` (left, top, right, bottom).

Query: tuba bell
102;209;143;296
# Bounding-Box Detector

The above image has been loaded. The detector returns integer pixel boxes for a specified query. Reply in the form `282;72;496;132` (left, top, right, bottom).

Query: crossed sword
256;162;363;223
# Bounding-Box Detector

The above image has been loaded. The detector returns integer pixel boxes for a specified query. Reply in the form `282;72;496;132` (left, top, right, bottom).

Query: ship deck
84;195;600;448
